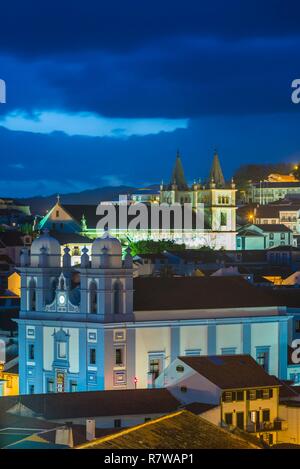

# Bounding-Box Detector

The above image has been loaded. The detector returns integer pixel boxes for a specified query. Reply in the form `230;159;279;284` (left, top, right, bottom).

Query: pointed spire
56;194;61;205
209;150;225;187
171;150;188;189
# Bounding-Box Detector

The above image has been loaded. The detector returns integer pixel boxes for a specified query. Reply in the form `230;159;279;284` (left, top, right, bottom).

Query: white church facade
16;231;290;395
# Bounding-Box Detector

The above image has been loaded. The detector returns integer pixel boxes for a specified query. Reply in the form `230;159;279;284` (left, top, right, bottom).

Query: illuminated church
159;151;237;249
17;230;289;395
36;151;236;250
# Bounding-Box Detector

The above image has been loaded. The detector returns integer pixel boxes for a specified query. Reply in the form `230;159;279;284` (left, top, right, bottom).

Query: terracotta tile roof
178;355;280;389
1;389;180;420
255;224;292;233
183;402;218;415
133;276;282;311
78;410;262;449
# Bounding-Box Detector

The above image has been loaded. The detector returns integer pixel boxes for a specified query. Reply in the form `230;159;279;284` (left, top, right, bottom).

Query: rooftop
133;276;283;311
78;410;261;449
178;355;280;390
2;388;180;420
255;224;292;233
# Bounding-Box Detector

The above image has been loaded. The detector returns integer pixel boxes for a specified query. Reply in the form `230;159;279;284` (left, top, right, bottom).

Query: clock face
58;294;66;305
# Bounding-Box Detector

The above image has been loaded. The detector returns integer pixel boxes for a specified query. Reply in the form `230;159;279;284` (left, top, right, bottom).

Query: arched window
113;280;123;314
29;278;36;311
89;281;97;314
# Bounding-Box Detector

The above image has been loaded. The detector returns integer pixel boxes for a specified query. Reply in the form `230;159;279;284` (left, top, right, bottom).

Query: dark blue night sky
1;0;300;197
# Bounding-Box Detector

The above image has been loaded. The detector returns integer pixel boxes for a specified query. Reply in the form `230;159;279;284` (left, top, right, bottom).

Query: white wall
43;326;79;373
216;324;242;354
180;326;207;355
135;327;171;388
251;322;279;376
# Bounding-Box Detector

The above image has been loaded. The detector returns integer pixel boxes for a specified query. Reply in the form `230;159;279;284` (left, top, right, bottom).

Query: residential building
2;388;179;430
155;354;285;445
237;224;294;250
78;410;262;449
245;181;300;205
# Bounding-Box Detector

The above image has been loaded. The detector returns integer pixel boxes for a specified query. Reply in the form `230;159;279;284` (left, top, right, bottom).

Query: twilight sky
1;0;300;197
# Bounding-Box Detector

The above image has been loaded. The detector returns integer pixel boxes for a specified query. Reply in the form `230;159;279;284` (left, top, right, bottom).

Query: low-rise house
245;181;300;205
237;224;294;250
155;354;285;446
2;388;180;430
78;410;263;449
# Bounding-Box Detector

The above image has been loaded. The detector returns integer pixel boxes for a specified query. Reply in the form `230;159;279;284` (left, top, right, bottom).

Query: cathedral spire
171;150;188;189
209;150;225;187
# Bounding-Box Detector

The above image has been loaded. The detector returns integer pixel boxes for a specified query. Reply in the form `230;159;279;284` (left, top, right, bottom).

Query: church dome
30;231;61;267
91;231;122;268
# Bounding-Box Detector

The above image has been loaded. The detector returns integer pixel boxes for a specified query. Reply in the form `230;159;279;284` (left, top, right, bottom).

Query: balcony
246;420;288;432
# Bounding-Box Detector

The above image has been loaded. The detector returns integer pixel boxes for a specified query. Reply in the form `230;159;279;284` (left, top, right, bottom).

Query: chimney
86;418;96;441
55;423;74;448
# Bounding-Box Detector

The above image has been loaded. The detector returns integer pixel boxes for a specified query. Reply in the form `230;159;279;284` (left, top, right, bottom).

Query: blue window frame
256;346;270;372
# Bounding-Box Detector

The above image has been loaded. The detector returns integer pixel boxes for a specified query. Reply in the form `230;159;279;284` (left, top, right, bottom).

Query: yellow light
295;165;298;171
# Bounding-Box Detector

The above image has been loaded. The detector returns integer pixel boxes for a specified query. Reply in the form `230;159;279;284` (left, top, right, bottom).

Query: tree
127;239;186;256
